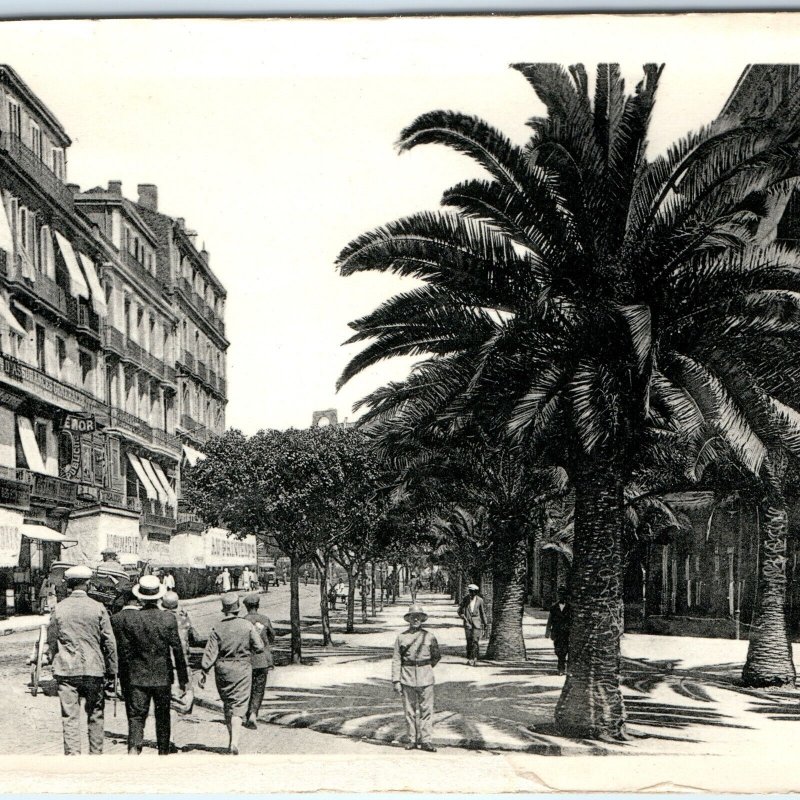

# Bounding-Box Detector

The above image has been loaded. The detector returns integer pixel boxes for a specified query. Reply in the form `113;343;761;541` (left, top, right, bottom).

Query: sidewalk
191;591;800;757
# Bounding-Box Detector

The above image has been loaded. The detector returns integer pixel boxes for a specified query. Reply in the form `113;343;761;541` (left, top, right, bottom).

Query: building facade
0;66;229;614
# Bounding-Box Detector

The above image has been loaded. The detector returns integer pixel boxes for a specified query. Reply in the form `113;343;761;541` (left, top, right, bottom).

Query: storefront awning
182;445;206;467
21;523;76;544
0;293;26;336
127;453;158;501
140;457;168;506
151;461;178;508
78;252;107;317
53;230;89;299
17;416;46;474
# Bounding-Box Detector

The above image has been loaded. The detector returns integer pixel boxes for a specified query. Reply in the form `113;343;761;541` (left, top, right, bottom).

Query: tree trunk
289;556;302;663
360;567;368;624
743;502;796;687
554;467;626;740
370;562;376;617
346;564;356;633
486;537;527;661
315;552;332;647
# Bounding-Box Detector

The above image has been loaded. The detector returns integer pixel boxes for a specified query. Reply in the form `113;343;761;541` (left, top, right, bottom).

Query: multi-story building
0;66;229;615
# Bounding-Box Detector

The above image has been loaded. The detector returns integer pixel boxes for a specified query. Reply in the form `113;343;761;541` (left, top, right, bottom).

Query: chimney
176;217;185;230
108;180;122;195
137;183;158;211
66;183;80;195
200;248;210;264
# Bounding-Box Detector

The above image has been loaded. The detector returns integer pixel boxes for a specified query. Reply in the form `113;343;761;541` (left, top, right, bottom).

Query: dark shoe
419;743;437;752
243;718;257;730
404;742;417;750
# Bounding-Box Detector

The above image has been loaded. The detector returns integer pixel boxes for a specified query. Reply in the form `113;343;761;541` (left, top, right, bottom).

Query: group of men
43;564;275;755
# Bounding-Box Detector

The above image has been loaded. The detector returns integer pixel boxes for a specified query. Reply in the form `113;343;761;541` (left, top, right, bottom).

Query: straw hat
467;583;480;591
162;591;180;610
404;603;428;622
133;574;166;602
64;565;92;581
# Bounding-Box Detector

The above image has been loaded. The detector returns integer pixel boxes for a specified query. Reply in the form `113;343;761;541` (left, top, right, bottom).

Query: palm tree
337;63;800;739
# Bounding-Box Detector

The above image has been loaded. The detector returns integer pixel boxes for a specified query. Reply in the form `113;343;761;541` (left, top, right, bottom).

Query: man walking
545;587;572;675
112;574;188;755
111;588;140;718
409;573;419;602
392;603;440;752
242;593;276;729
47;565;118;755
458;583;488;666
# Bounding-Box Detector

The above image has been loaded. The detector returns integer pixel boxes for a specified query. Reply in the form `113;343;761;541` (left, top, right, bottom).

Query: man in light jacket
458;583;488;666
47;565;118;755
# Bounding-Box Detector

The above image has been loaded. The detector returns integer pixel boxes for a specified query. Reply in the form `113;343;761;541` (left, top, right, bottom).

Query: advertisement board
204;527;257;567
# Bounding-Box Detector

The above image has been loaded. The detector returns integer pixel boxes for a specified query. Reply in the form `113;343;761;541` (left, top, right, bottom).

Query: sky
0;14;794;433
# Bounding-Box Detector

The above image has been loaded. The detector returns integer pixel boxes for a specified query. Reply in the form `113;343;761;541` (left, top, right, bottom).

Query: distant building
311;409;355;429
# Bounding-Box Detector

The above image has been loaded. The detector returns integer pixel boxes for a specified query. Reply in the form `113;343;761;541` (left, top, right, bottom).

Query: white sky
0;14;795;433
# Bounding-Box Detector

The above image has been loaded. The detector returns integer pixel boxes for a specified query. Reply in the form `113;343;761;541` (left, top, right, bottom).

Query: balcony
1;353;105;413
141;500;176;532
11;263;75;321
196;360;207;383
110;407;153;441
179;413;209;444
26;471;78;507
0;465;32;510
177;276;226;337
0;132;74;212
219;377;227;396
120;249;165;296
163;365;177;384
153;428;181;451
180;349;195;372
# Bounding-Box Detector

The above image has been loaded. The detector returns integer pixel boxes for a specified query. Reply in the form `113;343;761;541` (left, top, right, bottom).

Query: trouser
128;684;172;755
247;667;270;719
401;684;434;745
411;587;417;601
464;626;482;660
56;676;106;755
553;639;569;673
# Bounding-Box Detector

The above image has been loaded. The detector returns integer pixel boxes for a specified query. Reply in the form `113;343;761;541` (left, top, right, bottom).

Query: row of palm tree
336;63;800;740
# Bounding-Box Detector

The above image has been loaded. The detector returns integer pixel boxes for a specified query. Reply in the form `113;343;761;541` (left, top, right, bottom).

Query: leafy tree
337;63;800;738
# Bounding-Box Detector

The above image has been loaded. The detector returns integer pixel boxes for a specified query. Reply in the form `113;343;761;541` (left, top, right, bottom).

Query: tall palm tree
337;63;800;739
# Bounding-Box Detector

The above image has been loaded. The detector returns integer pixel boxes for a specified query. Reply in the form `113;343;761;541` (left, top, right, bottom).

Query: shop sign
61;414;96;434
204;528;256;567
0;524;22;568
0;476;31;510
105;533;140;557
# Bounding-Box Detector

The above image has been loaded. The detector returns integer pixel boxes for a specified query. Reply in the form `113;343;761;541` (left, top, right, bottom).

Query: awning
78;252;107;317
17;416;46;474
0;197;15;254
140;457;168;506
53;230;89;299
182;445;206;467
21;523;76;544
0;293;26;336
151;461;178;507
127;453;158;501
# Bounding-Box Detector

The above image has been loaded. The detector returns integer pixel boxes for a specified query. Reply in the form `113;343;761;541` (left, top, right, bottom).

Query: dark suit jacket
112;605;189;688
458;594;488;630
545;602;571;643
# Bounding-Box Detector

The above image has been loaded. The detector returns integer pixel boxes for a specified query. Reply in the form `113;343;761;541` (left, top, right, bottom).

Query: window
136;307;144;340
8;98;20;137
52;148;65;180
56;336;66;376
124;226;131;254
124;297;131;338
39;224;51;275
18;207;27;251
30;122;42;160
148;315;155;353
34;421;47;463
79;349;93;391
35;325;45;371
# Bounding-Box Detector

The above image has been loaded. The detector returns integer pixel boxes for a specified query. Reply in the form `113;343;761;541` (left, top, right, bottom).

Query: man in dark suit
111;574;188;755
458;583;488;666
545;586;572;675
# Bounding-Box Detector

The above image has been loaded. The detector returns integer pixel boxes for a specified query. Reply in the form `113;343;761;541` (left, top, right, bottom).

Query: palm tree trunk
742;502;796;687
486;537;527;661
554;467;626;740
346;564;356;633
289;556;302;664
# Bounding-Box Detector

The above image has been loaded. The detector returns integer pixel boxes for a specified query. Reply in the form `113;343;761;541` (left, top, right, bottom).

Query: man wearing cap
111;574;188;755
458;584;488;666
46;564;118;755
100;548;124;574
241;593;276;730
392;603;441;752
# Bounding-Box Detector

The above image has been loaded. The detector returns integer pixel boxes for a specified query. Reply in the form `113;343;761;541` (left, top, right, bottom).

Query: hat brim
133;583;167;601
404;612;428;622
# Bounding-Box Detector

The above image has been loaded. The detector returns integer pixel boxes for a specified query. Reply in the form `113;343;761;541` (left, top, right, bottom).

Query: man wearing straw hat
391;603;441;752
112;574;188;755
458;583;488;666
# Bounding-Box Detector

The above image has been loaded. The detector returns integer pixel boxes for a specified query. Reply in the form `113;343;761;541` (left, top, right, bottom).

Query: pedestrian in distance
458;583;488;666
164;570;176;592
409;573;419;602
112;575;189;755
303;568;309;586
216;567;232;593
392;603;440;752
200;593;265;754
328;583;338;611
545;586;572;675
241;593;276;730
46;565;118;755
